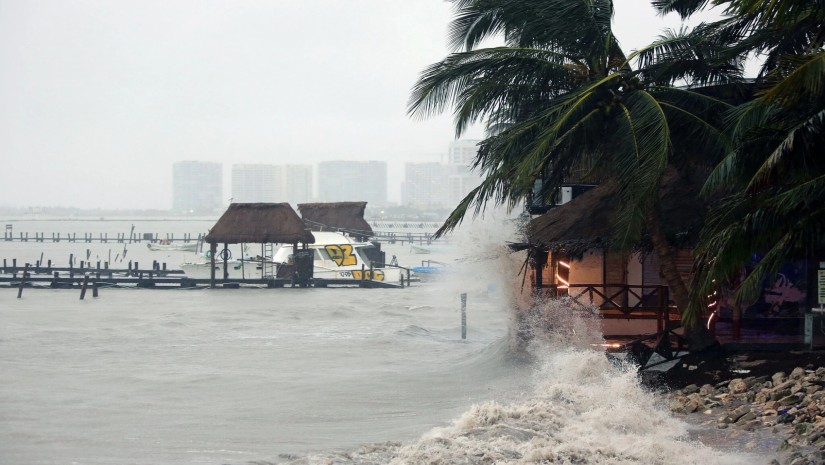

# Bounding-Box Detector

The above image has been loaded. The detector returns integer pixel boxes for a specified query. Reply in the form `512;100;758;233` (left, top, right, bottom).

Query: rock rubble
668;366;825;465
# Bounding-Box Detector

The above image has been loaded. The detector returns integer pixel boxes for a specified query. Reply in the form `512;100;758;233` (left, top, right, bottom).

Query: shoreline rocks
667;366;825;465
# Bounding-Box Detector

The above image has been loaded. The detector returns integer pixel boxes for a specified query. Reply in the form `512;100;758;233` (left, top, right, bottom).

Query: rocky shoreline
664;352;825;465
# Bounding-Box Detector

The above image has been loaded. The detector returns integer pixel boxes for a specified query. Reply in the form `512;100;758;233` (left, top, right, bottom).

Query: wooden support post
209;242;217;288
93;281;99;298
17;264;29;298
80;275;90;300
461;293;467;340
732;303;742;340
223;243;229;280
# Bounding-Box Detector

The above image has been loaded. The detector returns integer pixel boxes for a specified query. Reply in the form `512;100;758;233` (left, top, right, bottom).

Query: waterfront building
445;140;483;207
172;161;222;213
231;164;280;203
317;160;387;205
448;139;482;165
230;164;313;205
402;162;449;208
283;164;313;204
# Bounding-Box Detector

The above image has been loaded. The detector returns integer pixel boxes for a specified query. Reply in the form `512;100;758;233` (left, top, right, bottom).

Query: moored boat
146;242;198;252
180;231;407;283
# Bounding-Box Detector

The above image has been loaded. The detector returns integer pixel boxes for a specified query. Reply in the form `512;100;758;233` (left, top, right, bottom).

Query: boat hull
147;243;198;252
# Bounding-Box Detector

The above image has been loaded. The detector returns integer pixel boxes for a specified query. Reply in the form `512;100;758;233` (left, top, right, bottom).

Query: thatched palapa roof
204;203;315;244
297;202;373;236
525;169;706;257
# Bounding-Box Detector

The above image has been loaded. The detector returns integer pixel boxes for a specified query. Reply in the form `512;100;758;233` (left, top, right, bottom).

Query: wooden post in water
92;280;99;298
461;293;467;340
17;264;29;298
209;242;217;288
80;275;90;300
222;243;229;280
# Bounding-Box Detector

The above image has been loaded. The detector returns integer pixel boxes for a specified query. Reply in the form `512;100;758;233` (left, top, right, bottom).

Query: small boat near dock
180;231;410;284
146;241;198;252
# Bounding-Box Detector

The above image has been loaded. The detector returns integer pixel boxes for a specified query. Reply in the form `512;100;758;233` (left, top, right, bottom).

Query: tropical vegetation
409;0;825;339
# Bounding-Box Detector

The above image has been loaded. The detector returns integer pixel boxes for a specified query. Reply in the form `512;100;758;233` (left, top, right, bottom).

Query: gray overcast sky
0;0;719;209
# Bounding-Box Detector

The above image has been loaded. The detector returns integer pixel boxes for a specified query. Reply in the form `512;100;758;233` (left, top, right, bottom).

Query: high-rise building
230;163;313;204
172;161;222;213
447;139;481;165
402;162;449;208
317;161;387;205
283;164;313;204
231;164;280;203
445;140;483;207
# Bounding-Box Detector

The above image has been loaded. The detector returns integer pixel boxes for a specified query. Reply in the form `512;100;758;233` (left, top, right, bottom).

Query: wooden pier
2;230;204;244
0;260;405;291
2;229;446;247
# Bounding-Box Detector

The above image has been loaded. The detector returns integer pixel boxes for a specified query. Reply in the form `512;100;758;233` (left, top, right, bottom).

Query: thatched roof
297;202;374;236
525;169;706;256
204;203;315;244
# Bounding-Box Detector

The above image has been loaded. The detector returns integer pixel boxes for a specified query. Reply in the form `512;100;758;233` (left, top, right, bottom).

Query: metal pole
461;293;467;340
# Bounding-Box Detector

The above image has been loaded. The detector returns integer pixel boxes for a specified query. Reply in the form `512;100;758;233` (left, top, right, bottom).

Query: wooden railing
540;283;677;331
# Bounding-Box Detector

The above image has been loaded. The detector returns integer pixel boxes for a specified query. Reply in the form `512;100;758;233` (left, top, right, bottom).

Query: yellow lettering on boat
351;270;385;281
325;245;357;266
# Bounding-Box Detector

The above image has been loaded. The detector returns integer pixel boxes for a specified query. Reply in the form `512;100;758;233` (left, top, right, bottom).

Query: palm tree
409;0;734;337
653;0;825;325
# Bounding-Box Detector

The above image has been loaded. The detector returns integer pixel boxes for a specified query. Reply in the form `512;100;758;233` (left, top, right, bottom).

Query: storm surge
279;300;757;465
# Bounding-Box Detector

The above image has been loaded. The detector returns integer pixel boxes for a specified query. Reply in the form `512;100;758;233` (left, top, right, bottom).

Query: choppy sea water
0;218;764;465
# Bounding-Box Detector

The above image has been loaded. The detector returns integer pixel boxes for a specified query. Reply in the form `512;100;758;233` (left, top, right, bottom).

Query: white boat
180;231;407;283
146;242;199;252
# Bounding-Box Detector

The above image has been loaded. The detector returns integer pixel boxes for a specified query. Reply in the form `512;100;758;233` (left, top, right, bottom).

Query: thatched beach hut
204;203;315;285
298;202;374;241
520;169;705;332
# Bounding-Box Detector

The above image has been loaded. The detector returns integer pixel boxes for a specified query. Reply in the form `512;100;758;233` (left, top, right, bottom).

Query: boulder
728;378;748;395
682;384;700;395
790;367;807;381
724;405;751;423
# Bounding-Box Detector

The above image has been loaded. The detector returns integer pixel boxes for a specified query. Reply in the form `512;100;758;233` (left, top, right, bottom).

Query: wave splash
275;300;756;465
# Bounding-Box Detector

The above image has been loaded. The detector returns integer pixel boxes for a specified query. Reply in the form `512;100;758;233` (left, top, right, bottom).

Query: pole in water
80;274;90;300
17;263;29;299
461;292;467;340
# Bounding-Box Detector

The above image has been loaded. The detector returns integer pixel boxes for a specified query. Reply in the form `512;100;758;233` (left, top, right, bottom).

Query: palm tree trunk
646;209;690;311
646;208;716;351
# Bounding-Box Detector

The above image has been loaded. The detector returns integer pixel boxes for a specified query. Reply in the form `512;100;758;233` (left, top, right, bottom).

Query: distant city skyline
171;139;482;211
0;1;719;210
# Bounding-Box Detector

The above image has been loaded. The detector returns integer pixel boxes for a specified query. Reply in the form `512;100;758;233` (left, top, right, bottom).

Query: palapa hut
204;203;315;285
522;169;705;334
298;202;374;241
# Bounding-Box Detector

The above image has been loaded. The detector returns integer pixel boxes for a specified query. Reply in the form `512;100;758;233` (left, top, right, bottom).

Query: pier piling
461;293;467;340
79;275;90;300
17;264;29;298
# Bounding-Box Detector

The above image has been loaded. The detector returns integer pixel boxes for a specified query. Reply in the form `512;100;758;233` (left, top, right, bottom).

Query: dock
2;230;448;247
0;260;406;290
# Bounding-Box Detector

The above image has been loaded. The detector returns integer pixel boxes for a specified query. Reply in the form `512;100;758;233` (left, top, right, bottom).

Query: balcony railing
539;283;678;331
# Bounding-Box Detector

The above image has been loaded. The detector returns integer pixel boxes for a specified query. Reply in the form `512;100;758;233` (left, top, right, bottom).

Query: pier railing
3;231;205;244
539;283;677;331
